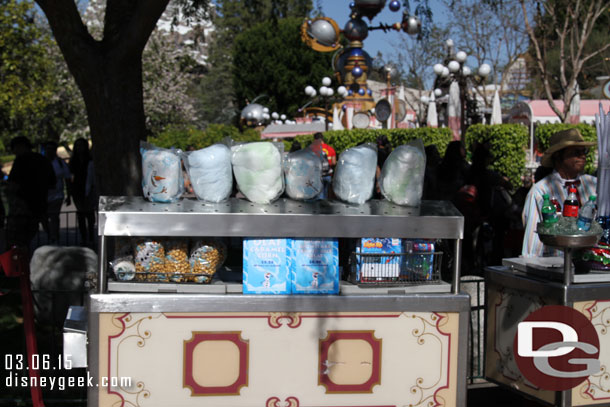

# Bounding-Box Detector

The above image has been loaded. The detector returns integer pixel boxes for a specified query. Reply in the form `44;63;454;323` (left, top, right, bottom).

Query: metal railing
462;275;487;385
33;210;97;249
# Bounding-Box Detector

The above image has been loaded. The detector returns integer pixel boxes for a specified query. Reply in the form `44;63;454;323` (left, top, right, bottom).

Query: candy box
243;238;290;294
289;238;339;294
357;238;402;280
402;240;435;281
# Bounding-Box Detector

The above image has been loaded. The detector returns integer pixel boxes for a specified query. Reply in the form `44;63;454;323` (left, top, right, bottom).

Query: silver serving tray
537;233;600;249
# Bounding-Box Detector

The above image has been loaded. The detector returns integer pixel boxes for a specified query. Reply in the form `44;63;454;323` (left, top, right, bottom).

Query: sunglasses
564;147;589;157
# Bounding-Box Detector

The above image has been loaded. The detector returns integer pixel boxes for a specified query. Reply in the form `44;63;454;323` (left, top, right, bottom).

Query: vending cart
485;234;610;407
88;196;469;407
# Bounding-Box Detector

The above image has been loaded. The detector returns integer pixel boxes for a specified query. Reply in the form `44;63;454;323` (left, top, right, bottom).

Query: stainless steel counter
98;196;464;239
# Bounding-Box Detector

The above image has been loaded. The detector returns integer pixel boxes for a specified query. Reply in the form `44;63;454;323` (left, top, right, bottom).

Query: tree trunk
79;54;146;196
36;0;169;196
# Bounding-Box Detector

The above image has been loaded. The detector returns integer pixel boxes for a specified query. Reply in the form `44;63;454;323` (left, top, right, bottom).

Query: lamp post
431;39;491;141
383;63;398;128
301;0;421;129
304;77;348;131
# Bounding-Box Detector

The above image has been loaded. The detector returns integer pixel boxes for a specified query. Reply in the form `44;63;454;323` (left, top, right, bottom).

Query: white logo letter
518;322;578;357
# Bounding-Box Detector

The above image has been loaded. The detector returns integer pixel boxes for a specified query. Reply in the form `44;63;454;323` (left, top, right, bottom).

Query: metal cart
485;234;610;407
88;196;468;407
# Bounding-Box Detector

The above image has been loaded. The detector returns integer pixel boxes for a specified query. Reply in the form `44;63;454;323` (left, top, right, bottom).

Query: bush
534;123;597;175
149;124;261;150
464;124;529;190
291;127;453;156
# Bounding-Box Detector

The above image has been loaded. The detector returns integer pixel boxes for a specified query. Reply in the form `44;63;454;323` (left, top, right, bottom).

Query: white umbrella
569;83;580;124
447;81;461;140
332;105;344;130
490;90;502;124
596;103;610;217
427;93;438;128
346;106;354;130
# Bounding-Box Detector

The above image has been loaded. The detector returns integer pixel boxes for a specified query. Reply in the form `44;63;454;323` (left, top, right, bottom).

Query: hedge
464;123;529;190
149;124;260;150
292;127;453;157
534;123;597;175
152;124;552;187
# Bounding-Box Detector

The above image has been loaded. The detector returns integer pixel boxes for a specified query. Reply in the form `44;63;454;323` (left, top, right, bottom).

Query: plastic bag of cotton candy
183;144;233;202
380;139;426;206
284;148;323;200
332;143;377;204
141;142;184;203
231;142;284;204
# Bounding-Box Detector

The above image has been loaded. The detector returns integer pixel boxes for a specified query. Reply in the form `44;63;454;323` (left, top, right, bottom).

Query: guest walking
69;138;96;246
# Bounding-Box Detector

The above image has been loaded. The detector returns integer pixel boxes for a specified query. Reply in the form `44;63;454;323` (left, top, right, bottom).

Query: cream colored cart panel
94;309;462;407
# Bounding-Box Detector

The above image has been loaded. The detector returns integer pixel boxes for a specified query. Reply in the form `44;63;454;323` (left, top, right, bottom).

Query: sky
320;0;450;61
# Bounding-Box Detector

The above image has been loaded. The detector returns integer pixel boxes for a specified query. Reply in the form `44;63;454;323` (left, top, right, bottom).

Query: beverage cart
485;233;610;407
88;196;468;407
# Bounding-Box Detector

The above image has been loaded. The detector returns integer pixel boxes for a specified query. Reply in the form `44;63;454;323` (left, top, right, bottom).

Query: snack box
289;238;339;294
243;238;290;294
402;240;435;281
357;238;402;280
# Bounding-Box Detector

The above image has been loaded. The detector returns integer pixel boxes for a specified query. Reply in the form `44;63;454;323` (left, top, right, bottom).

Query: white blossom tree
519;0;610;122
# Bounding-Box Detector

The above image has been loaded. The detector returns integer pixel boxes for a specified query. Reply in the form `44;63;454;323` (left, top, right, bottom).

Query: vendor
522;128;597;257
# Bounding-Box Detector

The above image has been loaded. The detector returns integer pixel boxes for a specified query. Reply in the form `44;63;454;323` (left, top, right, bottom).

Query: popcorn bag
189;239;227;283
134;239;166;281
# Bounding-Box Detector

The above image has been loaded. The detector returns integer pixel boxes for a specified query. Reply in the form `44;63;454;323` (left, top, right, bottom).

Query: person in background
313;132;336;167
437;140;470;201
289;140;302;153
423;145;442;200
375;134;392;199
311;133;336;199
6;136;56;250
522;128;597;257
465;142;513;266
43;141;72;244
69;138;96;246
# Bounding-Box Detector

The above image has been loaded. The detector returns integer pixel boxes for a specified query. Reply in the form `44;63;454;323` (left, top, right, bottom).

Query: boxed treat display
356;238;403;280
289;238;339;294
243;238;290;294
403;240;435;281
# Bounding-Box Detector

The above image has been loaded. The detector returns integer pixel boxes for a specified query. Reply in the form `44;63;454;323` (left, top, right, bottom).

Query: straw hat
541;128;595;167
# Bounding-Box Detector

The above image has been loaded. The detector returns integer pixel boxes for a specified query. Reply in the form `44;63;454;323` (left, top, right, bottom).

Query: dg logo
513;305;601;391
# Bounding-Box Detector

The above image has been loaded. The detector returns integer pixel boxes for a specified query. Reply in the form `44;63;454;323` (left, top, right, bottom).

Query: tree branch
104;0;170;61
520;0;564;120
35;0;98;86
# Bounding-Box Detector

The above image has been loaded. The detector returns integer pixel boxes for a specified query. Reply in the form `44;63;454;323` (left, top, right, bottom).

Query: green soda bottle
541;194;559;225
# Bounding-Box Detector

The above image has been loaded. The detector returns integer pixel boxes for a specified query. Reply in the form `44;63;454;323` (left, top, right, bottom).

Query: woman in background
69;138;96;246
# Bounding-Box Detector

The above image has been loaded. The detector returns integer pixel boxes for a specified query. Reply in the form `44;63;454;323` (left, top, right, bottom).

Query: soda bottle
577;195;597;231
563;187;579;218
541;194;559;225
550;197;562;214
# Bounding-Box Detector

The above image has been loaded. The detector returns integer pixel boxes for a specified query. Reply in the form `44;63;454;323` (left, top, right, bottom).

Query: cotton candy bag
141;142;184;203
231;142;284;204
332;143;377;204
380;139;426;206
284;148;323;200
184;144;232;202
